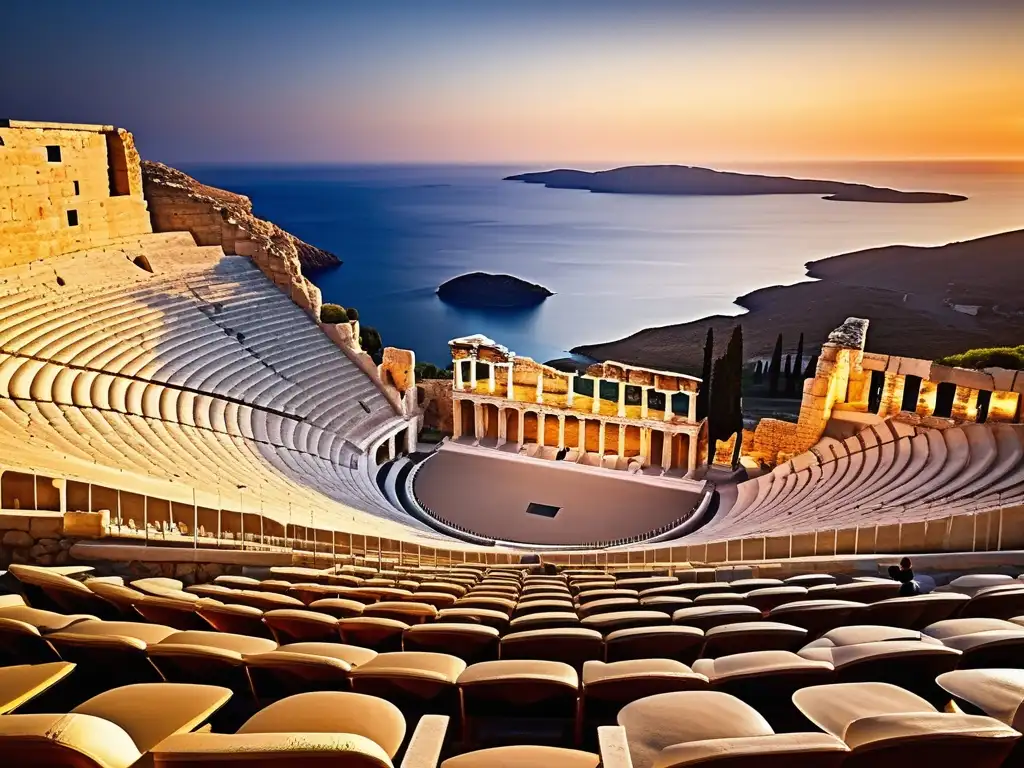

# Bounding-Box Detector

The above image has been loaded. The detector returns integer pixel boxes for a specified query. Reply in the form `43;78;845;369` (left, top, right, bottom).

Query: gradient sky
2;0;1021;164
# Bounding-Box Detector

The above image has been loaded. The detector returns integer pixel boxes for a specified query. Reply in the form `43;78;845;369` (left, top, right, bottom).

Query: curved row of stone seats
702;420;1024;542
0;242;390;440
0;235;427;536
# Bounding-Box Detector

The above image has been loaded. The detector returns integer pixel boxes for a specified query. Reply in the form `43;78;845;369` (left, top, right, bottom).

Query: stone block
29;517;63;539
0;516;31;532
2;530;33;548
63;509;109;539
990;368;1018;393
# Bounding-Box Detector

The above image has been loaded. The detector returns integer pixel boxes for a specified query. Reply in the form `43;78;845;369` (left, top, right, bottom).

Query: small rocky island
505;165;966;204
437;272;553;308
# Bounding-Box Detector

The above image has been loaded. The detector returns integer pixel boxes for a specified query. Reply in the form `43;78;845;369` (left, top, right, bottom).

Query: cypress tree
794;333;804;383
696;327;714;420
725;326;744;469
784;353;794;397
768;334;783;396
803;354;818;379
753;360;763;385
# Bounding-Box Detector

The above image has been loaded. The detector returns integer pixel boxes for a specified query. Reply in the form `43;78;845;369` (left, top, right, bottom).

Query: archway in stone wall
460;402;477;440
868;370;886;414
505;408;520;443
523;411;539;443
671;433;690;470
623;425;642;457
482;403;500;441
564;416;580;449
375;441;391;465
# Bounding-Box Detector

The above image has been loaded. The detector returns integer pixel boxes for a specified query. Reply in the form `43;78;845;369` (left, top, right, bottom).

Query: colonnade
452;398;699;473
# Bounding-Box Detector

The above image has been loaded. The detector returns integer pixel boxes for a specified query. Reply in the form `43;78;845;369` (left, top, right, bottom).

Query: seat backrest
152;732;392;767
0;712;142;768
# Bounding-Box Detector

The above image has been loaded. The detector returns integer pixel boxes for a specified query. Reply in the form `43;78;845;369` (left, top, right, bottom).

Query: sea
181;161;1024;371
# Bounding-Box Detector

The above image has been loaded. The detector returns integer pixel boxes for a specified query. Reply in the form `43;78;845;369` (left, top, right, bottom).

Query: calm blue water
183;161;1024;370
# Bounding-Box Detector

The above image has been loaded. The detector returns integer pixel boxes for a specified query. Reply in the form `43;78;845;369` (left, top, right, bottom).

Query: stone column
566;374;575;408
688;433;698;471
662;431;673;470
497;407;507;442
592;379;601;414
578;419;587;451
640;428;648;462
507;364;515;400
687;391;697;422
536;374;544;404
469;359;477;389
618;424;626;458
474;403;485;441
617;381;626;417
452;399;462;439
662;392;672;421
598;422;606;457
641;387;649;419
454;360;463;389
537;412;545;447
558;415;566;449
488;363;496;394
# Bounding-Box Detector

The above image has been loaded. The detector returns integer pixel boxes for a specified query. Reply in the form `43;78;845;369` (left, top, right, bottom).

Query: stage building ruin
449;335;707;475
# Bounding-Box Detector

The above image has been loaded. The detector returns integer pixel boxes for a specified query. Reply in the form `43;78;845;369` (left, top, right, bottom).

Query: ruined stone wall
419;379;454;434
0;513;76;568
0;121;151;267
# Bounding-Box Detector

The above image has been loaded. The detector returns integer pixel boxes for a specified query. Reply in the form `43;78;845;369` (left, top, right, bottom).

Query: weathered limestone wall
418;379;454;434
0;513;76;567
0;121;151;267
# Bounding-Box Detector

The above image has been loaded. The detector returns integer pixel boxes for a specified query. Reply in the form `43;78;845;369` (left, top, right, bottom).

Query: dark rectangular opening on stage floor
526;502;561;518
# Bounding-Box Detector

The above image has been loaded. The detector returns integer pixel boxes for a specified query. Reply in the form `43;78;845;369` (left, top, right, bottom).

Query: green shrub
360;326;383;356
415;362;454;380
346;307;359;322
937;345;1024;370
320;303;349;324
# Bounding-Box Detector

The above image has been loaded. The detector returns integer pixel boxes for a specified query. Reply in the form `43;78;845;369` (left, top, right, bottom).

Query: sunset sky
2;0;1021;164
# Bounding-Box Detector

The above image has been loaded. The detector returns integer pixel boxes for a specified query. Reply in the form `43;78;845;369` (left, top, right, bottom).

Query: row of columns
453;399;699;471
454;359;697;422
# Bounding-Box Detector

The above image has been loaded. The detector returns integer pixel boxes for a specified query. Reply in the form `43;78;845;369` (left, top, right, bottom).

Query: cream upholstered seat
767;599;867;638
937;669;1024;729
44;621;174;693
153;730;393;767
799;640;961;703
263;608;340;644
693;593;750;606
803;624;943;649
744;586;809;613
575;588;640;605
507;611;581;632
149;630;277;694
923;617;1021;640
0;682;232;768
939;629;1024;669
454;596;516;614
350;651;467;714
692;650;835;731
86;582;147;619
672;605;762;632
8;565;116;619
701;621;808;658
403;623;500;664
500;628;604;673
363;601;439;624
617;690;847;768
793;681;1020;768
605;625;705;664
441;745;600;768
339;617;410;651
308;597;366;619
244;650;354;700
0;603;98;633
582;610;672;636
514;599;576;617
0;617;63;665
403;592;459;609
582;659;708;724
863;593;970;629
436;607;510;631
577;598;641;618
962;586;1024;620
133;594;211;631
130;577;185;596
0;661;75;714
458;659;580;744
196;602;274;638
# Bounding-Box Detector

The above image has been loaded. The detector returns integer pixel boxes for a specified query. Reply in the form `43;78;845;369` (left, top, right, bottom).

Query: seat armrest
599;725;633;768
401;714;449;768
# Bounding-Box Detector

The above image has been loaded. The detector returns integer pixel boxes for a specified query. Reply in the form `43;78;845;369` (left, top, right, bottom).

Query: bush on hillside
360;326;383;357
415;362;453;380
320;303;349;324
937;345;1024;371
346;307;360;321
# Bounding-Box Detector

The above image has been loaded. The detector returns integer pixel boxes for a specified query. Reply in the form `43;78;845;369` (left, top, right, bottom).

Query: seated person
889;557;920;596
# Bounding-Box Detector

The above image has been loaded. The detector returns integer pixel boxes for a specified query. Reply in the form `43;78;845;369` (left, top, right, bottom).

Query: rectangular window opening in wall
46;145;61;162
525;502;560;518
73;180;80;195
901;375;922;413
934;382;956;419
976;390;992;423
66;210;79;227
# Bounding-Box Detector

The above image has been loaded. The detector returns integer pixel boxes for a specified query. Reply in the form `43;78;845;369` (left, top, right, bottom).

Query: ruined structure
750;317;1024;465
449;335;707;475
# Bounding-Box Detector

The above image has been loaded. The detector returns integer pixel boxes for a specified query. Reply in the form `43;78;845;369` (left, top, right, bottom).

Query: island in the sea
505;165;967;204
437;272;553;308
